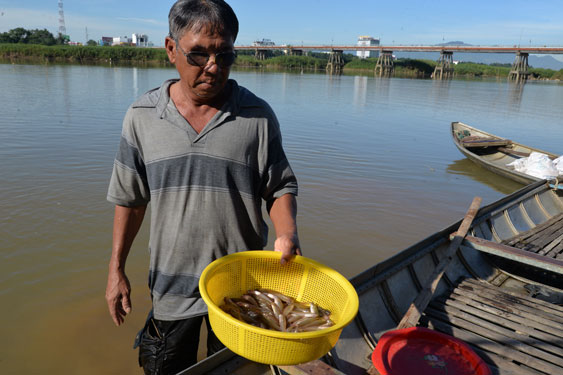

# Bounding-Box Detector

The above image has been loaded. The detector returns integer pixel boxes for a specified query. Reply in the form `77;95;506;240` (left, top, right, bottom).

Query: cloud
0;8;58;32
116;17;165;26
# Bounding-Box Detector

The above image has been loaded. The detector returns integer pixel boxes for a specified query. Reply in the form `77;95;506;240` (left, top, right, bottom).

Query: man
104;1;300;373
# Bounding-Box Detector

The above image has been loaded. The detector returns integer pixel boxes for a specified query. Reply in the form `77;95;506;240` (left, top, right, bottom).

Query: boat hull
451;121;560;186
181;181;563;375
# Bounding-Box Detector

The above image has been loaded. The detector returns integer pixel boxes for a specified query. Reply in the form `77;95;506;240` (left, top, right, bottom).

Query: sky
1;0;562;51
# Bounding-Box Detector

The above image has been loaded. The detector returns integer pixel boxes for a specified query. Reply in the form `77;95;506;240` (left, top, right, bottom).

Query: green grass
0;43;170;63
552;70;563;80
234;54;328;70
344;58;436;77
453;62;511;77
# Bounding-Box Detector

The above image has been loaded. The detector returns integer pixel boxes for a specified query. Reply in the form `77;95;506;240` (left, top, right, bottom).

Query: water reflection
508;81;525;109
373;77;390;99
429;78;452;107
325;73;343;100
133;67;138;98
353;75;368;107
280;72;290;98
446;158;523;195
61;66;72;121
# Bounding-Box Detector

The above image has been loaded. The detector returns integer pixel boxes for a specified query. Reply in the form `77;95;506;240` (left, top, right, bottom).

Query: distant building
100;36;113;46
132;33;149;47
253;38;275;47
356;36;380;59
113;36;131;46
99;34;150;47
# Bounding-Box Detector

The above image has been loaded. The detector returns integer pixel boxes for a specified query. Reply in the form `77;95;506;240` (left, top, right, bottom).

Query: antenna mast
58;0;67;36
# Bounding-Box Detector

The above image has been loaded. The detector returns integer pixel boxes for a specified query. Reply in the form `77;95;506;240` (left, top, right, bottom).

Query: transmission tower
58;0;67;36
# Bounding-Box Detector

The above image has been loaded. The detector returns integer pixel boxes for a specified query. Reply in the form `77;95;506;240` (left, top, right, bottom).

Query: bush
529;67;555;79
344;58;377;69
0;28;57;45
454;62;510;77
0;43;170;63
265;55;327;69
395;58;435;76
233;54;327;70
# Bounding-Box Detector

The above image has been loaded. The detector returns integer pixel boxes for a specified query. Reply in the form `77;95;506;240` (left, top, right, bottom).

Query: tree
27;29;56;45
0;27;57;45
55;33;70;45
7;27;28;43
86;39;98;46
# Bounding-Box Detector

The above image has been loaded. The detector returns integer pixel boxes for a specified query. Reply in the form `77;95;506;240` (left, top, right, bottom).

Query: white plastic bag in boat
506;157;527;171
553;156;563;175
506;152;560;179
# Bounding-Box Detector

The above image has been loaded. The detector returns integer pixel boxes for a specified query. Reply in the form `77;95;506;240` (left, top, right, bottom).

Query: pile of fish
220;288;335;332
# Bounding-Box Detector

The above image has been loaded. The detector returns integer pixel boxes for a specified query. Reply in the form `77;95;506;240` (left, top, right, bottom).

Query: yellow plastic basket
199;250;359;365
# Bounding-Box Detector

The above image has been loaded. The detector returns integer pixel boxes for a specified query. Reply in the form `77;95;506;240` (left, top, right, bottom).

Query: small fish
282;302;295;316
220;289;335;333
242;294;259;306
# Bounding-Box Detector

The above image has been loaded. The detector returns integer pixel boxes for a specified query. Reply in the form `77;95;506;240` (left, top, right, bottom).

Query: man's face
167;27;234;102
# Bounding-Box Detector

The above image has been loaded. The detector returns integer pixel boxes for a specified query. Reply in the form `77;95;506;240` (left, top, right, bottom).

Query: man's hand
105;204;146;326
274;233;302;265
105;267;132;326
269;194;301;265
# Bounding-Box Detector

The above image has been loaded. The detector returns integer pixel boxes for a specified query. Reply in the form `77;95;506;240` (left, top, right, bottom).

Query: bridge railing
234;45;563;54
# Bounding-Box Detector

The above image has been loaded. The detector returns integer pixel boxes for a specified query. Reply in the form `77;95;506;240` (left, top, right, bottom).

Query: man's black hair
169;0;239;42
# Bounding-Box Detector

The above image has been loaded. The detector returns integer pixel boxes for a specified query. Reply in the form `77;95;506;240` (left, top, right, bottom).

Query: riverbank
2;43;563;80
0;43;171;65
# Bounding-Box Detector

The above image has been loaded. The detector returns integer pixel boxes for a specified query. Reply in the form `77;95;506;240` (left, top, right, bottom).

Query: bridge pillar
254;49;269;60
432;51;454;79
375;50;394;77
326;50;345;74
508;52;530;82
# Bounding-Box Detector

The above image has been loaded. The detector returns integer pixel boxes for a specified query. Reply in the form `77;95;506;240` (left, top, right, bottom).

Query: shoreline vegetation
2;43;563;80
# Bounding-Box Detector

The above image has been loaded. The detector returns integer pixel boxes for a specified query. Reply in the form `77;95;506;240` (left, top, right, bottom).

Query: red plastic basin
372;327;491;375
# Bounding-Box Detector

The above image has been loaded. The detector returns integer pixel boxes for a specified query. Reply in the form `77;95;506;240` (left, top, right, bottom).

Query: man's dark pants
135;311;224;375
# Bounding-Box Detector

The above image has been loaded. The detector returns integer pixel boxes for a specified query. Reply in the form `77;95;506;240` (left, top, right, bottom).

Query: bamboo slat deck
502;213;563;259
422;278;563;375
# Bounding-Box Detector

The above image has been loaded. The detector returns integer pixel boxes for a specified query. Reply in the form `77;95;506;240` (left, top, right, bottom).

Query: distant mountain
393;40;563;70
435;41;473;47
529;55;563;70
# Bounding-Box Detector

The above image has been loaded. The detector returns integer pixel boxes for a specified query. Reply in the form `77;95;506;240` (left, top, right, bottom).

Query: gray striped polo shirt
107;79;298;320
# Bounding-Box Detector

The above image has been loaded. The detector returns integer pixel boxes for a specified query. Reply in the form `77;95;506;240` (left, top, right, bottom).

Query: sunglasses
176;43;237;68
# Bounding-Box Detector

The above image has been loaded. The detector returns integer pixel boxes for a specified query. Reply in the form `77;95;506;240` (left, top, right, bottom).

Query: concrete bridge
234;45;563;80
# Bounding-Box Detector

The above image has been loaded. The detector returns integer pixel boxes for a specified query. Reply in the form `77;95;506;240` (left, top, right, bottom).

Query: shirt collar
156;78;241;120
156;79;177;119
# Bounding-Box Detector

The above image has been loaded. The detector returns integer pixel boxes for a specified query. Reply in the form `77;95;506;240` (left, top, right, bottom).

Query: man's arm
105;204;147;326
269;194;301;264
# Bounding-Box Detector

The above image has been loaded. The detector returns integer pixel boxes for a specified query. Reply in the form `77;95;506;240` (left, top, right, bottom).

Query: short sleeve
107;109;150;207
261;116;298;204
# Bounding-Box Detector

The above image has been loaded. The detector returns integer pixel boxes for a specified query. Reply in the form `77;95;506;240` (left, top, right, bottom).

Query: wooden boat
451;121;561;188
181;180;563;375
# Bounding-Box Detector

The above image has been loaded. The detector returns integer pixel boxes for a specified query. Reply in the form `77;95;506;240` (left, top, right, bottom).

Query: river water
1;63;562;374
